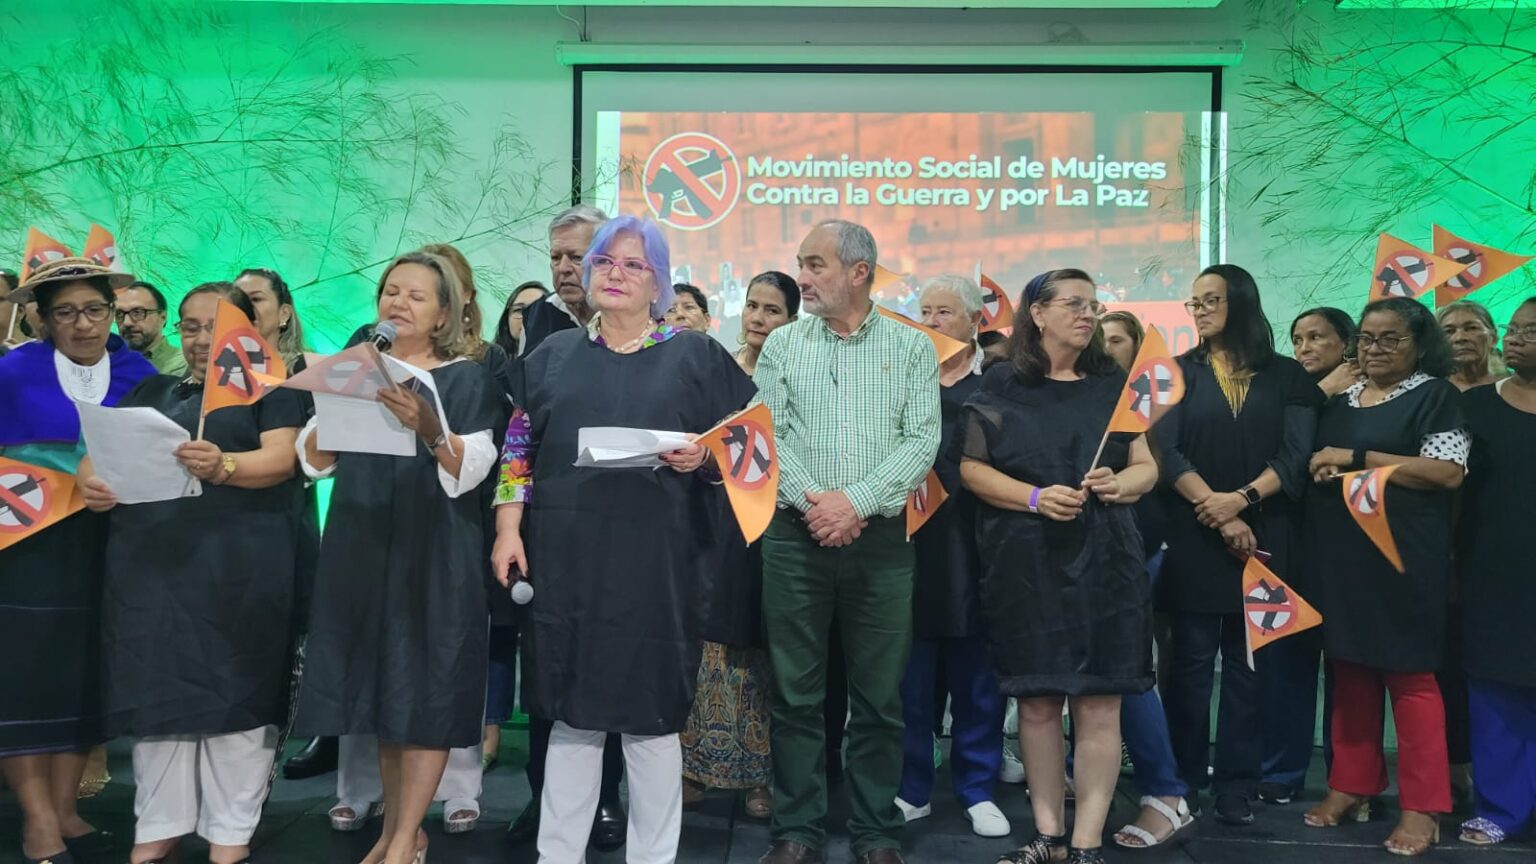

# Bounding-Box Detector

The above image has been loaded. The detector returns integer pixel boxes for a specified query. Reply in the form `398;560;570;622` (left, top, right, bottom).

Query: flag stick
195;410;206;442
4;306;16;343
1086;424;1113;474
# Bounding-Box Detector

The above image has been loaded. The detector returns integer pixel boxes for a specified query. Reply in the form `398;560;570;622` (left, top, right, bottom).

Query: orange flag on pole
0;458;85;551
1340;465;1405;573
201;298;286;416
905;468;949;539
20;228;74;282
1368;233;1466;304
1432;225;1532;307
977;273;1015;333
81;224;120;269
700;403;779;544
1241;556;1322;669
1106;324;1185;434
875;306;968;364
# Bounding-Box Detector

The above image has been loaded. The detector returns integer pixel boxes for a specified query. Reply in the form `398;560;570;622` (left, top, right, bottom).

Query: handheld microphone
371;320;398;353
510;579;534;605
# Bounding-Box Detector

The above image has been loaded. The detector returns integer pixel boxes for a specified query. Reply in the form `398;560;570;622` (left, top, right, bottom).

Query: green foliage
0;0;563;348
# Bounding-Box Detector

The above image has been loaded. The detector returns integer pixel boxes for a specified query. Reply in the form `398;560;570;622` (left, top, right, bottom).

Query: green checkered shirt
753;307;940;519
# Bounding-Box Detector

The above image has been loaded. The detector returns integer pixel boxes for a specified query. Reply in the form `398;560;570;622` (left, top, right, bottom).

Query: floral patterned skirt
681;642;771;789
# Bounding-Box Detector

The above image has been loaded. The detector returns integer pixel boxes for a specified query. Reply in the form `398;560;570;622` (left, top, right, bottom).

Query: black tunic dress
913;368;984;640
516;329;756;735
1458;383;1535;688
1305;378;1465;672
295;359;503;748
103;377;306;736
1156;354;1320;612
960;366;1151;697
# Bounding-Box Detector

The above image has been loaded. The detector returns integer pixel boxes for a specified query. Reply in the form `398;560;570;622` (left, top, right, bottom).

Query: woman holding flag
959;268;1158;864
79;282;305;864
1302;297;1466;855
0;257;154;864
490;215;755;863
1154;264;1321;825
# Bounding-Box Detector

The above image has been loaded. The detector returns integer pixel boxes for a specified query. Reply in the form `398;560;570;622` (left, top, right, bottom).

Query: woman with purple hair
491;215;757;863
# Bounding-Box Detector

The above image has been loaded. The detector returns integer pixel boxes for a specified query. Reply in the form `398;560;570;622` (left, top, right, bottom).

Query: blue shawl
0;336;156;446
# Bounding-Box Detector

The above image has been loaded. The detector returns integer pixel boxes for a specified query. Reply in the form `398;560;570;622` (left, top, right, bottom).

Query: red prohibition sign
642;132;741;231
211;326;271;398
721;418;774;491
1348;470;1381;515
0;468;50;533
1245;582;1297;635
1375;253;1434;298
1125;357;1180;419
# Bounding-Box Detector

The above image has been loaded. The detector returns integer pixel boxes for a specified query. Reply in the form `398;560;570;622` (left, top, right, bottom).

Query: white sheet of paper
574;427;692;469
76;402;203;504
312;357;456;457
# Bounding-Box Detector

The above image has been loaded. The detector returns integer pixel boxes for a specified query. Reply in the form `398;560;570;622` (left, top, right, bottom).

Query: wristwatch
1239;485;1261;507
427;433;448;451
218;454;237;484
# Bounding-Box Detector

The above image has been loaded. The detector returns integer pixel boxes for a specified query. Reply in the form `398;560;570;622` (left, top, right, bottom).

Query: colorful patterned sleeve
493;407;534;505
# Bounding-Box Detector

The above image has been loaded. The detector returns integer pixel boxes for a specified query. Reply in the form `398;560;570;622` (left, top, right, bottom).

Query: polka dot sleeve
1420;428;1470;467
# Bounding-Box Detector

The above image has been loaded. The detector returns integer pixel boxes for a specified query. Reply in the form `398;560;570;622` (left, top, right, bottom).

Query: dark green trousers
762;511;913;854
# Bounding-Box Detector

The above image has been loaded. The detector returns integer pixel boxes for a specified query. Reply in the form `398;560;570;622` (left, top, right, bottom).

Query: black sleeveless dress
960;365;1152;697
1304;378;1464;672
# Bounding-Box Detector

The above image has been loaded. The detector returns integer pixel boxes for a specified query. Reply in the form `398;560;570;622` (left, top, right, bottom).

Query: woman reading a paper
77;282;305;864
491;215;755;864
293;250;501;864
0;258;154;864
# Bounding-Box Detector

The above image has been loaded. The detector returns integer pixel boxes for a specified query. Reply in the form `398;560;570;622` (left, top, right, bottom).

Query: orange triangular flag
201;298;286;415
81;224;119;269
700;403;779;544
1106;324;1184;433
1340;464;1405;573
978;273;1015;332
0;457;85;551
1432;225;1533;307
19;228;75;282
1241;556;1322;667
875;306;968;364
1368;233;1467;304
905;467;949;539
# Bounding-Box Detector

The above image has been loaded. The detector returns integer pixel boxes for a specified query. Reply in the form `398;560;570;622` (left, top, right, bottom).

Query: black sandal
1067;848;1105;864
997;833;1067;864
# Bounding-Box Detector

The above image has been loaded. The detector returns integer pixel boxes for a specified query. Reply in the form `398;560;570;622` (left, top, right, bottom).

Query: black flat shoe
1214;793;1255;826
590;798;627;852
22;850;75;864
62;829;117;858
505;800;540;845
282;736;339;780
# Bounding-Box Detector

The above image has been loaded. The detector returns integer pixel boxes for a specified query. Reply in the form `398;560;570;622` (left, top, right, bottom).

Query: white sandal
443;798;480;834
1114;796;1194;849
328;800;384;832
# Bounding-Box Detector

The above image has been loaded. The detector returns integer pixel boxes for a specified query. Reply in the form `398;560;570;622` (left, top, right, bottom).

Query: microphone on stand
370;320;397;354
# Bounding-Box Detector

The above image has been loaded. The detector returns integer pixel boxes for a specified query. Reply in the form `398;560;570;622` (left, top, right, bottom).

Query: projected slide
584;74;1223;353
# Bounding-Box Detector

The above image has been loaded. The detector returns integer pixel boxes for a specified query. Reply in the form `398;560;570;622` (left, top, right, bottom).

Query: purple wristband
1028;487;1041;512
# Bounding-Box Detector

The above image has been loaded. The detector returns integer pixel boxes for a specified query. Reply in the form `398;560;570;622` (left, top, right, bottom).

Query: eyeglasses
115;307;161;323
1502;324;1536;342
588;254;655;279
176;320;215;337
47;303;114;325
1356;333;1408;353
1043;297;1106;318
1183;296;1226;314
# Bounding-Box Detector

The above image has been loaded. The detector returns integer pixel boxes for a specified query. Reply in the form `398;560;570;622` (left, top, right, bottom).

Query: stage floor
3;733;1532;863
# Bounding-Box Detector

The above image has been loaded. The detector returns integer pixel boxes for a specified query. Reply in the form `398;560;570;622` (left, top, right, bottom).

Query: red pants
1328;659;1451;813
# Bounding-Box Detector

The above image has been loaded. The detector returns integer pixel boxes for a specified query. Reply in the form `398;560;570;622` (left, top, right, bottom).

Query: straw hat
12;257;136;304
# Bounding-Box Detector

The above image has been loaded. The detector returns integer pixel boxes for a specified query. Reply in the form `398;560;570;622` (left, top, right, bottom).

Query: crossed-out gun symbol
650;150;727;219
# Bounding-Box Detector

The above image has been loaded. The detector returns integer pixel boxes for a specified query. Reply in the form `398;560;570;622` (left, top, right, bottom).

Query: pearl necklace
602;326;651;355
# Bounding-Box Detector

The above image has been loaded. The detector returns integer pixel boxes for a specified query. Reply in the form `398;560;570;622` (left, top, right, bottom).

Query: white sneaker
966;801;1012;838
894;796;932;822
999;746;1026;784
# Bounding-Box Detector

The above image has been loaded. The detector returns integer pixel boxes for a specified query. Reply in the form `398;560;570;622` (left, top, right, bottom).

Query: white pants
334;734;483;813
132;726;278;846
537;722;681;864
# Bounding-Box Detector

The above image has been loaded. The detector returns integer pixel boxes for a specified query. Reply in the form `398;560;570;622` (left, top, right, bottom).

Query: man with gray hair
754;219;940;864
518;204;608;356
